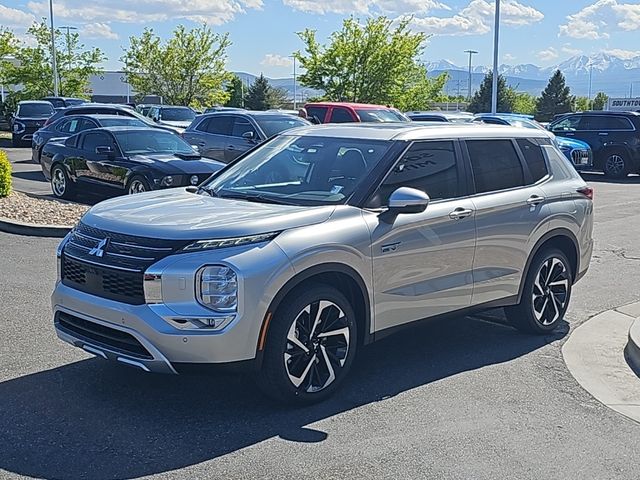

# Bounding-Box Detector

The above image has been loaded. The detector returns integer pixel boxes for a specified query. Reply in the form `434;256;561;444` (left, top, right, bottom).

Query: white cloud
559;0;640;40
503;53;516;62
603;48;640;60
261;54;293;68
0;4;36;28
283;0;369;14
536;47;559;62
405;0;542;36
27;0;262;25
82;23;119;40
374;0;451;15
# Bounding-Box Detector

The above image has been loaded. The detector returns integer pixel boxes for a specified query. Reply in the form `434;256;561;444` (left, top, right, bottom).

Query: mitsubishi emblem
89;238;110;258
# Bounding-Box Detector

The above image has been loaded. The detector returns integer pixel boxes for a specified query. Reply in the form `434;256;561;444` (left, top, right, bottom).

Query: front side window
254;115;309;137
231;117;258;138
202;135;392;206
329;108;355;123
370;141;459;207
551;116;582;132
467;139;524;193
82;132;115;153
98;117;146;128
306;106;328;123
517;138;548;182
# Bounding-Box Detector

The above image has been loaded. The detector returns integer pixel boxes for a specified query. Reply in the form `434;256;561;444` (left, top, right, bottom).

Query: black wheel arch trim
516;228;580;303
255;262;373;365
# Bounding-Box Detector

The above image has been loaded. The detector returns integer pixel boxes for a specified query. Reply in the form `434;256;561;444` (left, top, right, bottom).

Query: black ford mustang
41;126;225;199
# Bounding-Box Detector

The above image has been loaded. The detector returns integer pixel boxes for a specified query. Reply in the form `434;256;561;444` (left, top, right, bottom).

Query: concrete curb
626;317;640;375
0;216;72;238
563;301;640;424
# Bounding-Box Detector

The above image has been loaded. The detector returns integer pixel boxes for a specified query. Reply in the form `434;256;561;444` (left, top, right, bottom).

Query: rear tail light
577;186;594;200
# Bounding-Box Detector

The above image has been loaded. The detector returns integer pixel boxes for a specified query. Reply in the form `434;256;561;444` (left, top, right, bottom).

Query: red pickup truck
303;102;409;124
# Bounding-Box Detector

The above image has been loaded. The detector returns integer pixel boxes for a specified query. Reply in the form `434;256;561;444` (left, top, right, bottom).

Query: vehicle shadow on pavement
0;313;567;480
11;169;49;183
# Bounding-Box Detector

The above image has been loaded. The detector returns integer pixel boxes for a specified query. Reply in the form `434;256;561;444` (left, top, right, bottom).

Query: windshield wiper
217;190;297;205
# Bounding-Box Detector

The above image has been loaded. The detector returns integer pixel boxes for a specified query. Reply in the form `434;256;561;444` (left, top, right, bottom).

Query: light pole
289;55;297;110
464;49;478;102
588;63;593;109
491;0;501;113
48;0;59;96
59;26;77;72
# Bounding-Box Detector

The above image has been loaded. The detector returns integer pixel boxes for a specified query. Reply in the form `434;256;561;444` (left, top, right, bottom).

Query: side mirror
387;187;430;214
95;146;114;156
242;131;256;142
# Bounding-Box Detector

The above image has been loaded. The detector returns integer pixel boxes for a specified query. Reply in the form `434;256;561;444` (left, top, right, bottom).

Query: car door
227;116;260;162
365;140;477;332
78;131;119;188
587;115;635;168
464;138;550;305
201;115;235;162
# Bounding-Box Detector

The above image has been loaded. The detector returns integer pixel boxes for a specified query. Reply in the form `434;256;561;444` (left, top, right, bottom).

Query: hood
81;188;336;240
130;154;224;175
556;136;590;150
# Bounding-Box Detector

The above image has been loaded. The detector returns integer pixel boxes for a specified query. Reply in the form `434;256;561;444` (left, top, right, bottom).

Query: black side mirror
242;131;257;143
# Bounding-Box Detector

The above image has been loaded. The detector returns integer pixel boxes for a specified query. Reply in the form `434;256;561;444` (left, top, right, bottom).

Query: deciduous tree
295;16;446;109
122;25;231;108
593;92;608;110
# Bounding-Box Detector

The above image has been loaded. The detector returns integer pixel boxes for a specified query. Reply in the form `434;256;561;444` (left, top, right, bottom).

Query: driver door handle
226;145;236;150
448;207;474;220
526;195;546;206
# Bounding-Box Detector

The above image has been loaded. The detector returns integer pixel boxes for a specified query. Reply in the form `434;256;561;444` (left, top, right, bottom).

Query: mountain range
235;53;640;101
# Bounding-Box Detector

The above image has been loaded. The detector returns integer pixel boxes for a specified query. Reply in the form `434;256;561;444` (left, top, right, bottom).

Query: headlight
161;175;174;187
182;232;279;252
197;265;238;312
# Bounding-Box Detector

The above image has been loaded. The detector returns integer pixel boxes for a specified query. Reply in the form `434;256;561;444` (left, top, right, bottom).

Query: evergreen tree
593;92;608;110
467;71;514;113
535;70;573;121
245;74;271;110
225;75;245;108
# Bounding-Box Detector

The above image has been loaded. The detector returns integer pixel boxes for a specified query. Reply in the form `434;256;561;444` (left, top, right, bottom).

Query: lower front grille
571;149;590;165
62;255;145;304
57;311;152;359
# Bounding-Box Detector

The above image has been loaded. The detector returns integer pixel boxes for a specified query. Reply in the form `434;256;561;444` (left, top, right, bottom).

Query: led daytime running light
183;232;279;252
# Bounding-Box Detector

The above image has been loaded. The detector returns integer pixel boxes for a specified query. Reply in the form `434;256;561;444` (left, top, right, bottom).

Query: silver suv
52;124;594;404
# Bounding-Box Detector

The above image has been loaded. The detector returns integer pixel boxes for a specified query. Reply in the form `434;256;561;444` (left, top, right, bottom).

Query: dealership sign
607;98;640;111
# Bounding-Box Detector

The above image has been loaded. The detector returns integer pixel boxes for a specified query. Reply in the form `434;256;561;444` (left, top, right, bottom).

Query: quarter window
517;138;548;182
372;141;459;206
467;139;524;193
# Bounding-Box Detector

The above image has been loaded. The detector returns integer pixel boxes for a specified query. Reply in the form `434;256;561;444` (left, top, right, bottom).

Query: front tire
257;284;358;404
603;150;629;179
126;175;151;194
50;164;76;199
505;248;572;334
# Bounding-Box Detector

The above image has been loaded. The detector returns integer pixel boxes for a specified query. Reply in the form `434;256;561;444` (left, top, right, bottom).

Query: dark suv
182;111;309;163
11;101;55;147
549;111;640;178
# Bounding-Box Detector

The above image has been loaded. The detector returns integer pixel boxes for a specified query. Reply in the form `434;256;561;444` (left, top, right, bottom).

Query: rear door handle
526;195;545;206
448;207;474;220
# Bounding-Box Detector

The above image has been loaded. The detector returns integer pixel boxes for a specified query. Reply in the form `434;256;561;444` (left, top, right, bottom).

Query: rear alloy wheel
50;164;75;199
505;248;572;334
258;285;357;404
603;151;629;179
127;176;150;194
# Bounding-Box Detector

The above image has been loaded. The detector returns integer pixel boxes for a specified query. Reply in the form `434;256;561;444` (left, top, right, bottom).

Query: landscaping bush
0;150;11;197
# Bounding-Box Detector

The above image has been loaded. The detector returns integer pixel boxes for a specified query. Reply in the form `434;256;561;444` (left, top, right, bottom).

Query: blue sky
2;0;640;77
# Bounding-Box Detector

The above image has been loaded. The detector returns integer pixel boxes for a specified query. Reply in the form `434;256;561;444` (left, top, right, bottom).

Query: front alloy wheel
603;152;628;178
127;177;149;194
258;285;357;404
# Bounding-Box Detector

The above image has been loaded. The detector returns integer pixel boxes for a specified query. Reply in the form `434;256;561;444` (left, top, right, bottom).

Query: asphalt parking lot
2;145;640;479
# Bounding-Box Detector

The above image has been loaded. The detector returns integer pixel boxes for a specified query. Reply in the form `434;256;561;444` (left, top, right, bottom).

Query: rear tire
602;150;629;179
50;164;76;200
257;284;358;405
505;248;572;334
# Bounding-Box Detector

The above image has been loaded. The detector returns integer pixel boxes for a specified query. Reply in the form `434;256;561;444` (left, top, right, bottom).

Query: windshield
114;130;197;155
161;108;196;122
510;119;546;130
202;135;392;206
99;118;147;128
17;103;54;117
356;109;409;123
255;115;309;137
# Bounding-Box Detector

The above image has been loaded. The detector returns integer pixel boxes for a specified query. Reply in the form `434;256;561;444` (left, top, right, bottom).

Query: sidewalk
563;301;640;423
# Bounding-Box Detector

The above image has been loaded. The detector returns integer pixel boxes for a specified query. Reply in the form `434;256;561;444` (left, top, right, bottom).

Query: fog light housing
197;265;238;312
161;175;174;187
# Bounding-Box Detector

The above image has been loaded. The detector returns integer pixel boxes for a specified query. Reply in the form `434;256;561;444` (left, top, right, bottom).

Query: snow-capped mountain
426;53;640;96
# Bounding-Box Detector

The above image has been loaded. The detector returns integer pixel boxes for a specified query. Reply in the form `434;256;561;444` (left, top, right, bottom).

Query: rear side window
371;141;459;206
329;108;354;123
306;106;328;123
517;138;548;182
587;115;634;131
206;116;234;135
467;140;524;193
